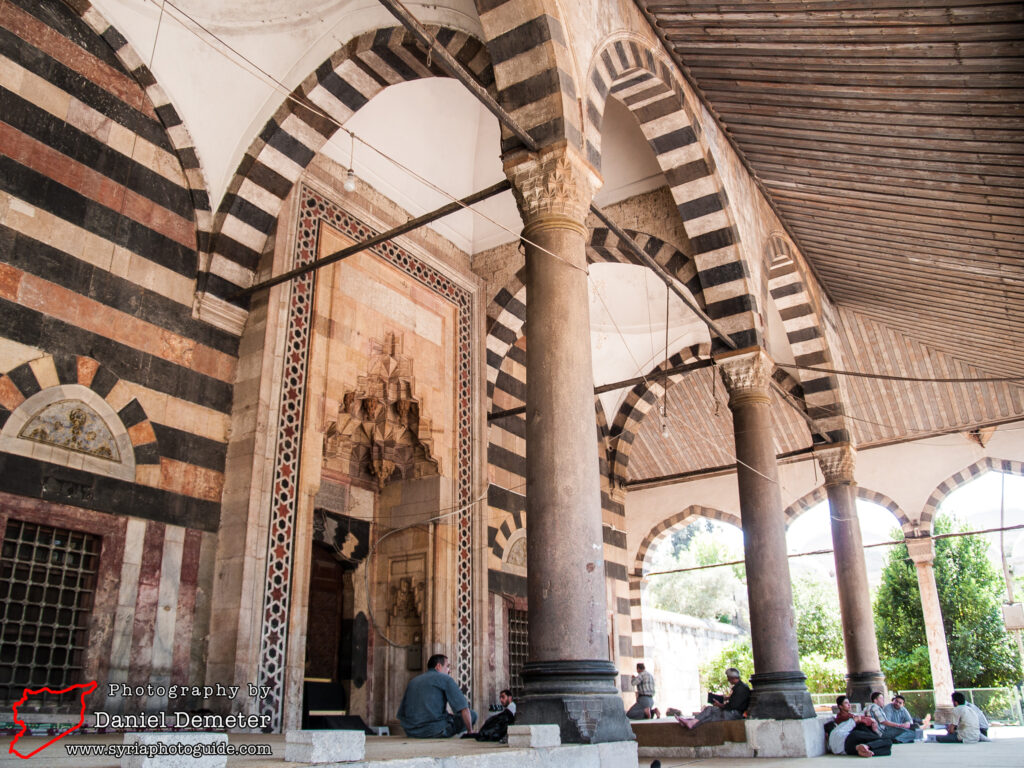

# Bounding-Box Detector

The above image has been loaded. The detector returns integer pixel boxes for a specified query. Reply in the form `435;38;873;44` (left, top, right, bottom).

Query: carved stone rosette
504;144;601;234
816;442;856;486
716;348;774;406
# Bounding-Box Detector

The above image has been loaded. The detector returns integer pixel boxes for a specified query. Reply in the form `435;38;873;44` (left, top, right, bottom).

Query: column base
748;671;815;720
517;660;635;744
846;671;887;705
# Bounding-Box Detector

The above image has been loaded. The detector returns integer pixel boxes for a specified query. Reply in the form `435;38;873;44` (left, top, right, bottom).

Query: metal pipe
377;0;539;152
232;179;511;299
487;358;714;421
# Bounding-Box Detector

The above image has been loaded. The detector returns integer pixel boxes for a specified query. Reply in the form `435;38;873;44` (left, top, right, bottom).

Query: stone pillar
718;348;814;719
816;443;886;704
503;143;632;743
905;536;956;722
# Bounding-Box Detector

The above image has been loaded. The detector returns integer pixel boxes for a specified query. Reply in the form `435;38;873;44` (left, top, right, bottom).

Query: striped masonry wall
198;26;493;325
0;0;228;702
920;457;1024;535
584;37;760;352
0;491;214;714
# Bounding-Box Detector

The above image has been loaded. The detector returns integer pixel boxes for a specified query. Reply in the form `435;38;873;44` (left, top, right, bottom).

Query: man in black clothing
676;668;750;729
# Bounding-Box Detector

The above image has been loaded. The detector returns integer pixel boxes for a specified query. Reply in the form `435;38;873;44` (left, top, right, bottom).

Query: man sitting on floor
881;694;929;741
397;654;476;738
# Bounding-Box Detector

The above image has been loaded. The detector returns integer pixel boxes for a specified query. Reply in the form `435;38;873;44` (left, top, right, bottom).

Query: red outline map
8;680;97;759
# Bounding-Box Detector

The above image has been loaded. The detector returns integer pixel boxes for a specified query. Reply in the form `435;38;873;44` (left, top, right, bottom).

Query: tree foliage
873;513;1022;689
791;570;844;659
646;524;748;629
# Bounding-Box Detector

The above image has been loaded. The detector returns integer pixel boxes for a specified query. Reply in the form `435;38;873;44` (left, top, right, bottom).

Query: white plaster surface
744;717;825;758
122;732;228;768
284;729;365;763
507;724;561;749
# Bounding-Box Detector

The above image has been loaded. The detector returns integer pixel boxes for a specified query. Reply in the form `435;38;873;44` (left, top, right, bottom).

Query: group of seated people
829;691;990;757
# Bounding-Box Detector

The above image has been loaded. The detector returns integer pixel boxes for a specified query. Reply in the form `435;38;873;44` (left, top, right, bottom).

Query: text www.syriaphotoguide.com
63;741;272;758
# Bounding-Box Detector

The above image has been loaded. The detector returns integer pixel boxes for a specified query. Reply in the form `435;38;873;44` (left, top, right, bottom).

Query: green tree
699;637;753;693
646;524;748;628
791;570;844;659
873;513;1022;689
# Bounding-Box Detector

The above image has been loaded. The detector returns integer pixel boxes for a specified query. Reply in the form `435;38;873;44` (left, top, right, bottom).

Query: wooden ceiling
622;1;1023;483
636;1;1024;378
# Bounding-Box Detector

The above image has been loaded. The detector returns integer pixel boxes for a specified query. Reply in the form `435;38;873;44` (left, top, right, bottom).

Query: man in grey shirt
397;654;477;738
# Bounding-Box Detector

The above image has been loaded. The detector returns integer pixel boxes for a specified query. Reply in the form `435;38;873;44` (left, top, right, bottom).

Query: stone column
718;347;814;719
905;536;955;722
503;143;632;743
816;443;886;703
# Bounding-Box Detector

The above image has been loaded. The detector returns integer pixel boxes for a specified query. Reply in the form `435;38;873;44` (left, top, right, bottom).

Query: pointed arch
921;457;1024;535
585;36;759;352
196;26;496;332
783;485;914;536
628;504;741;659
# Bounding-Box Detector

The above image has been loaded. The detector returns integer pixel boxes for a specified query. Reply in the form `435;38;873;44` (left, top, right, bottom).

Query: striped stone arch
69;2;213;272
628;504;741;658
0;354;161;479
766;232;848;444
197;26;495;332
607;343;712;485
485;227;701;403
783;485;914;536
920;457;1024;535
585;37;760;352
475;0;583;154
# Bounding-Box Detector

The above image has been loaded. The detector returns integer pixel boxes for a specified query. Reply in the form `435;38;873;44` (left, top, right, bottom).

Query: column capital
504;143;601;236
815;442;856;486
715;347;774;406
905;535;935;565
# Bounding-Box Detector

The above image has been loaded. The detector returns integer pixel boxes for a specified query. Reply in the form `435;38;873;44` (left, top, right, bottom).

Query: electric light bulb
343;168;357;192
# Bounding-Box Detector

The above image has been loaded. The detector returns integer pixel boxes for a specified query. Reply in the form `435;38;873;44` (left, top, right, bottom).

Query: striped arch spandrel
584;36;761;353
197;25;496;330
766;232;849;445
473;0;584;154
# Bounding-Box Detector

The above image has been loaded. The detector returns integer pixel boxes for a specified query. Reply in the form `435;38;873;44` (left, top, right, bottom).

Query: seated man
935;691;981;744
881;694;929;742
675;668;749;729
397;654;476;738
829;695;894;758
966;699;989;738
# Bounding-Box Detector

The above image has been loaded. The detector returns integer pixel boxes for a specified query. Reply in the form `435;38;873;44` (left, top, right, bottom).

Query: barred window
507;607;528;699
0;520;99;707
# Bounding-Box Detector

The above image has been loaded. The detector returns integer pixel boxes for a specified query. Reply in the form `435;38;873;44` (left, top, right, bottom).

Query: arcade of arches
0;0;1021;751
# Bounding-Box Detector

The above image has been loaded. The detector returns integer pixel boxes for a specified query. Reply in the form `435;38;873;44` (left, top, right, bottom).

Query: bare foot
674;716;698;729
855;744;874;758
922;714;931;729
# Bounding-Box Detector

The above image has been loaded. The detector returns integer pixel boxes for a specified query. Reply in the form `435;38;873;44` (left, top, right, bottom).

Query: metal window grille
0;520;100;708
507;607;528;699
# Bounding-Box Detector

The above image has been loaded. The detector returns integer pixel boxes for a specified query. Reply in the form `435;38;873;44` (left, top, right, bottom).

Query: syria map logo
7;680;97;759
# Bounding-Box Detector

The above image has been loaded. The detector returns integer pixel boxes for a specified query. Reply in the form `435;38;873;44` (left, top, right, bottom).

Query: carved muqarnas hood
323;333;438;488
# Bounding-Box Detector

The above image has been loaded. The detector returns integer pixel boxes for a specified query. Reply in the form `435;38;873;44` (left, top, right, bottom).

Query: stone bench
629;718;754;759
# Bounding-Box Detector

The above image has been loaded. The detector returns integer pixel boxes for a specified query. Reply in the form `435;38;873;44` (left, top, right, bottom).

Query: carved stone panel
323;333;439;489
